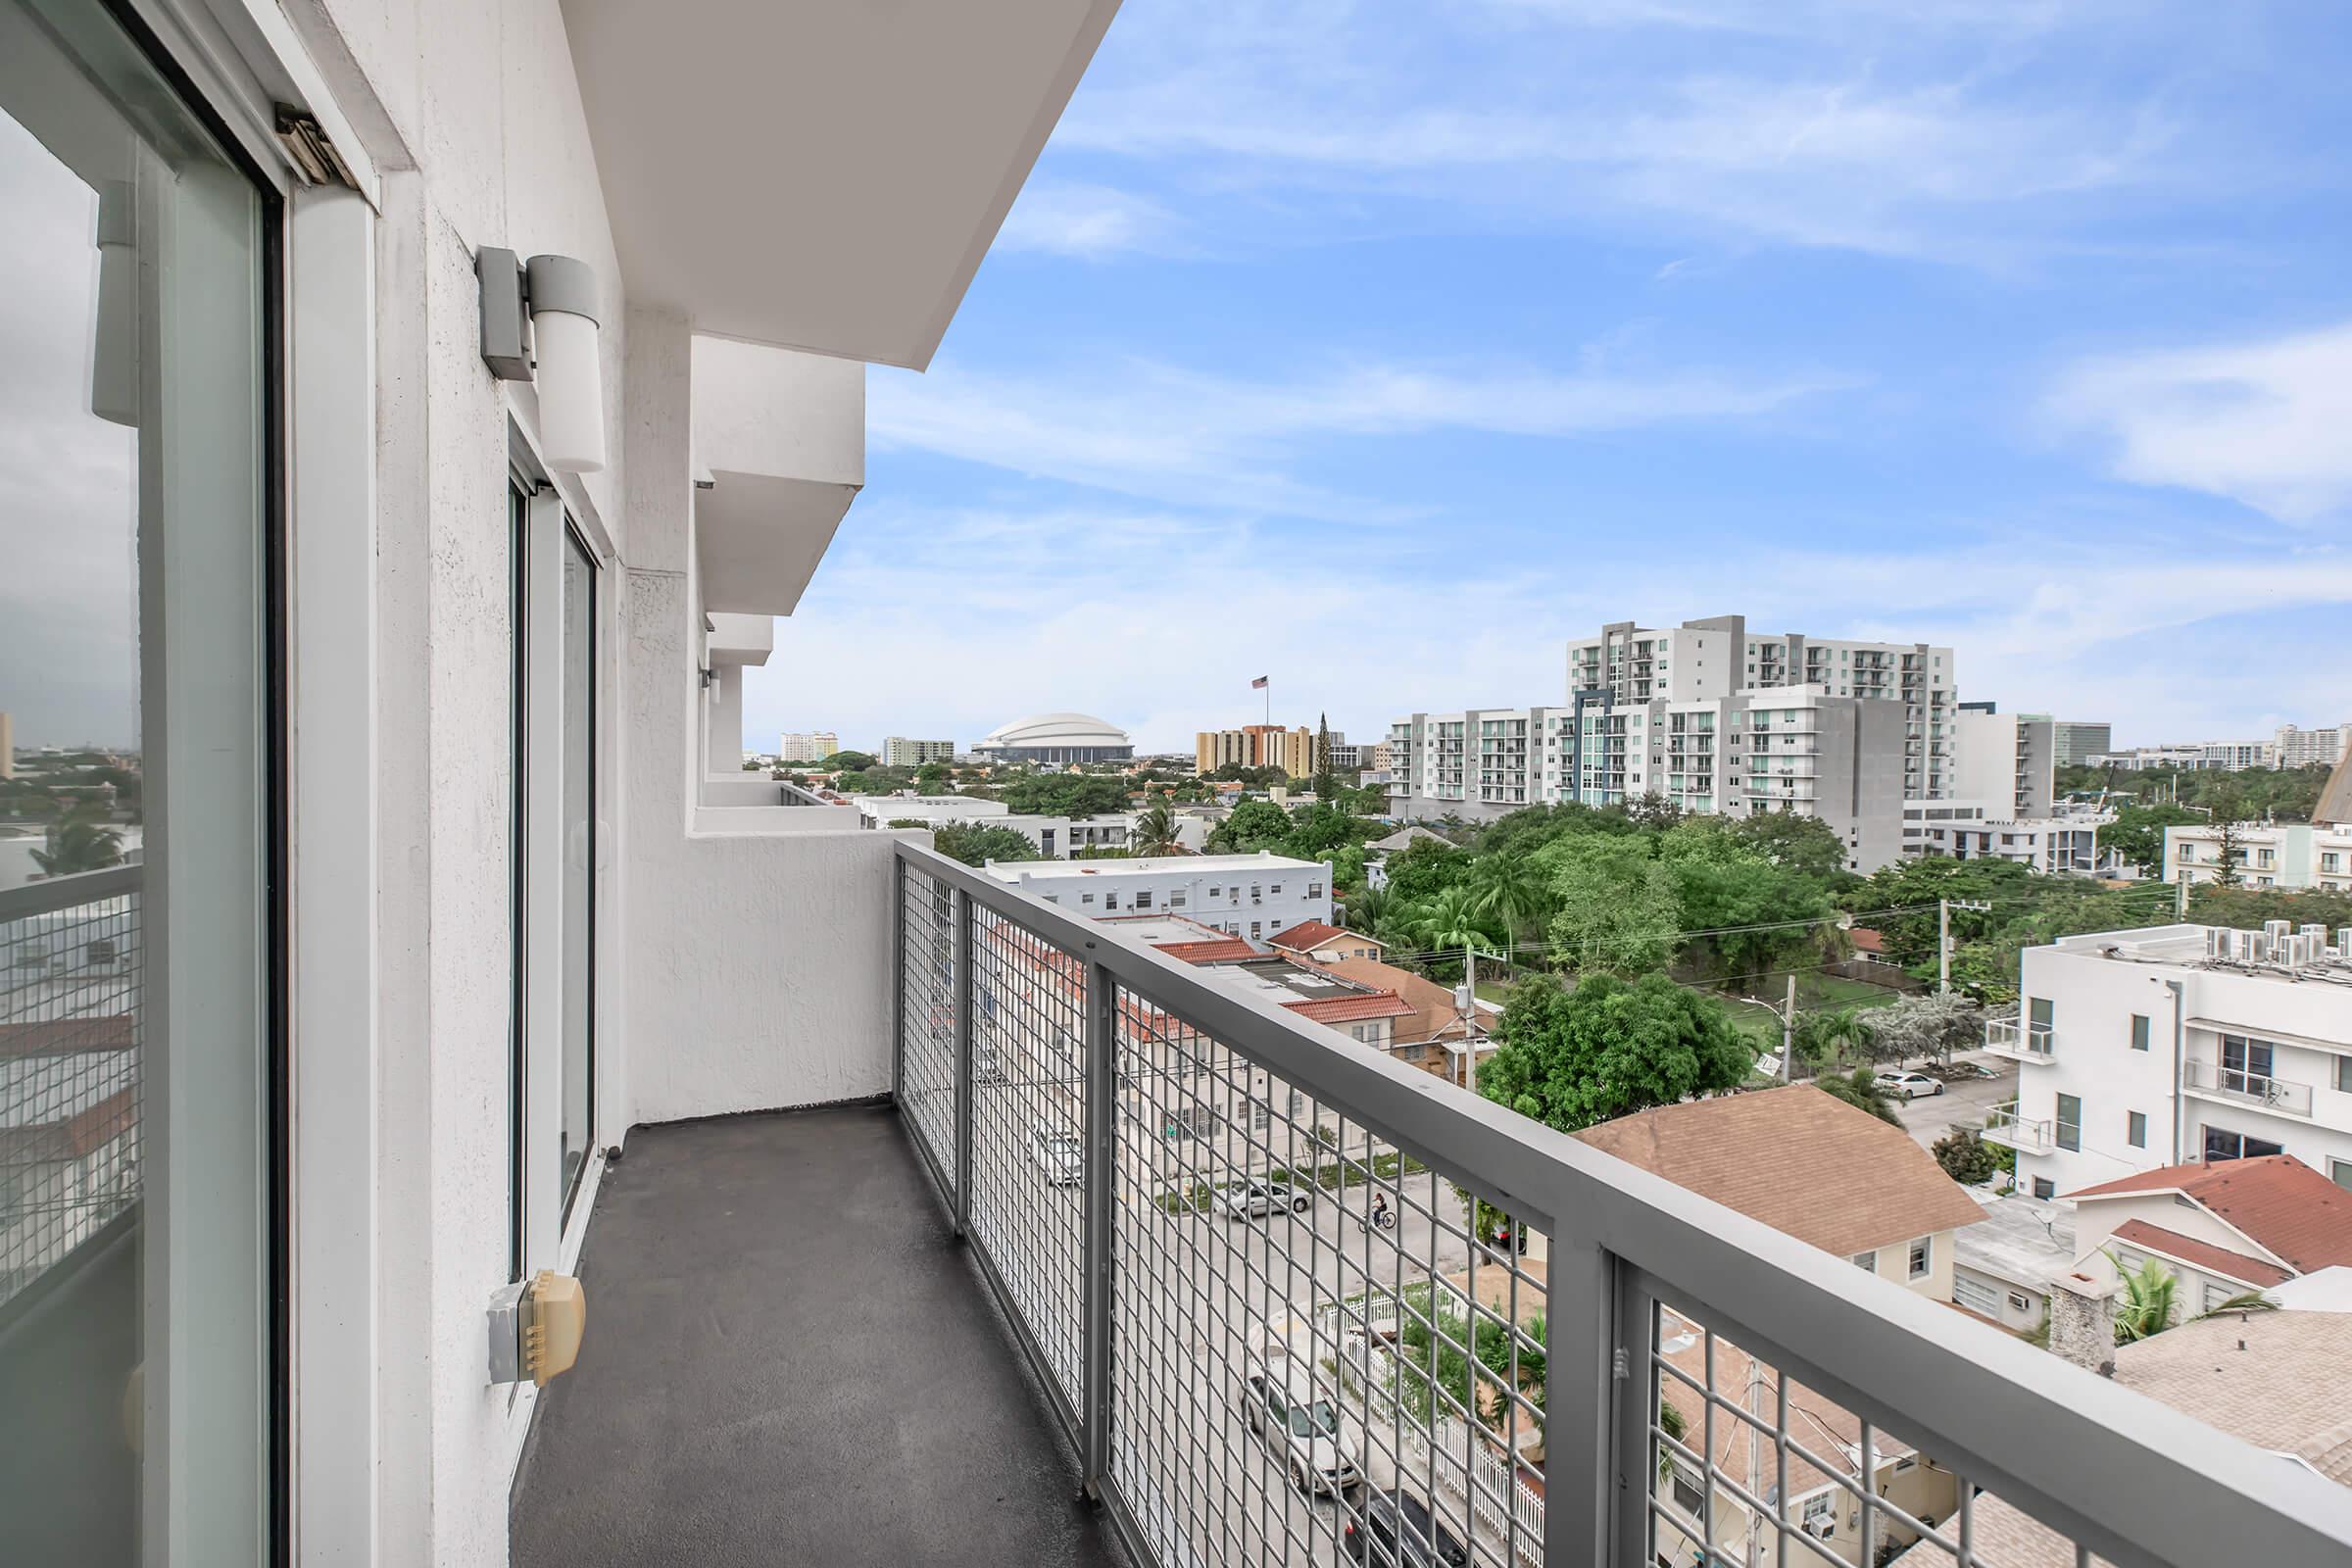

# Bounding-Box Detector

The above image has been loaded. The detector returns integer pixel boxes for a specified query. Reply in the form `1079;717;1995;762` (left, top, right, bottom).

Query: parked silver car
1241;1361;1361;1494
1216;1178;1310;1219
1029;1125;1083;1187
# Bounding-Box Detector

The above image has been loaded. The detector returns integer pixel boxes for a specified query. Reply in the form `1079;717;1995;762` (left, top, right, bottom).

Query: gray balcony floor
512;1102;1125;1568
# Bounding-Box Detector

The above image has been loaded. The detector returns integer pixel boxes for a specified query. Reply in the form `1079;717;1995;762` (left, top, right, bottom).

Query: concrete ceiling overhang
695;471;858;617
562;0;1121;368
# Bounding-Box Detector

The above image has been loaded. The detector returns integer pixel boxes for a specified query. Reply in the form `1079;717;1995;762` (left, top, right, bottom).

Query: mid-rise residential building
1664;687;1909;871
1984;924;2352;1199
1565;615;1957;802
852;795;1134;858
1195;724;1321;778
2165;821;2352;891
1901;803;2107;873
1952;709;2055;819
982;852;1332;942
880;736;956;766
2276;723;2352;768
778;730;841;762
1385;707;1571;821
2069;1154;2352;1314
2097;740;2278;770
2050;720;2112;767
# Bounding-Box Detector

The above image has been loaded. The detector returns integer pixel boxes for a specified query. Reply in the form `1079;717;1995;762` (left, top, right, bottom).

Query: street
1890;1052;2017;1152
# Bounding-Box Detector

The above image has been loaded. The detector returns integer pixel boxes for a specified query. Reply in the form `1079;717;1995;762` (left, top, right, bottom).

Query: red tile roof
1849;926;1885;954
1285;992;1416;1025
1268;919;1357;952
1576;1085;1987;1258
2069;1156;2352;1274
2107;1219;2292;1289
1153;938;1258;964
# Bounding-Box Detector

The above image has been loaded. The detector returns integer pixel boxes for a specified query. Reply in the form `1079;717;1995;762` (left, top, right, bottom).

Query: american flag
1250;675;1268;689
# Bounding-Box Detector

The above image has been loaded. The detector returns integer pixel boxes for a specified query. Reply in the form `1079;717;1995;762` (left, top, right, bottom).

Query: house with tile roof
1266;918;1384;966
1319;955;1498;1089
2066;1154;2352;1312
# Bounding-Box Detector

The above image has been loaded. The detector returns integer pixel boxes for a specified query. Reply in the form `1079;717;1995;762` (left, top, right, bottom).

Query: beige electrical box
525;1269;587;1387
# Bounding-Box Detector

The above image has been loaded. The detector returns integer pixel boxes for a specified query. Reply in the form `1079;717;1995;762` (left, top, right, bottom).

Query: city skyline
745;1;2352;759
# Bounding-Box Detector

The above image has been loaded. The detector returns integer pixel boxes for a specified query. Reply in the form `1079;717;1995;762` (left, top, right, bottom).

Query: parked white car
1240;1362;1361;1494
1029;1125;1083;1186
1882;1070;1942;1100
1216;1178;1309;1219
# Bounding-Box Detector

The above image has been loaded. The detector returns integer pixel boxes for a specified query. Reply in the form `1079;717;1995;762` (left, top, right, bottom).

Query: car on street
1882;1070;1943;1100
1216;1178;1310;1219
1029;1125;1082;1186
1346;1487;1469;1566
1240;1362;1361;1495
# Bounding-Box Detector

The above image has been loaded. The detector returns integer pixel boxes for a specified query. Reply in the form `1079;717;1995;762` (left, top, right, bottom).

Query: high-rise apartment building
881;737;956;766
2275;723;2352;768
1386;708;1573;819
2051;720;2111;767
778;731;840;763
1195;725;1321;778
1950;710;2056;819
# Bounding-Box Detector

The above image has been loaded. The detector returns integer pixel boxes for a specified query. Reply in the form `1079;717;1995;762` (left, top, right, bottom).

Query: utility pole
1781;973;1797;1083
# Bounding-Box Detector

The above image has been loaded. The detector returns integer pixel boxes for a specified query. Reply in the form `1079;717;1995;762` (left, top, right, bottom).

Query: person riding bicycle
1369;1191;1392;1230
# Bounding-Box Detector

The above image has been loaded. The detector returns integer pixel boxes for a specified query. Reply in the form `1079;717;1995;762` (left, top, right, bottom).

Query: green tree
1468;852;1552;950
2110;1253;2179;1344
1790;1004;1874;1070
819;750;875;771
1660;829;1836;981
1382;837;1473;904
1403;884;1505;976
1342;885;1390;936
1932;1125;2010;1185
1001;773;1133;818
1476;972;1752;1133
31;808;123;878
1730;808;1854;884
1535;834;1680;976
2099;804;2202;879
1814;1066;1899;1125
1131;797;1183;856
2212;819;2245;887
1860;991;1984;1066
1210;798;1293;853
1312;712;1337;801
914;761;953;793
930;822;1041;867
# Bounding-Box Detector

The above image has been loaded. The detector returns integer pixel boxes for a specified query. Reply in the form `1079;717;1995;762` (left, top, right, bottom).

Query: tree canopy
818;750;875;771
1533;833;1680;976
930;822;1041;866
999;772;1134;818
1476;972;1752;1133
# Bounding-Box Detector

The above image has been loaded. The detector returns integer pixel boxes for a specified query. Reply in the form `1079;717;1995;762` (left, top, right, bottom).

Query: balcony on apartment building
2182;1058;2318;1119
1984;1015;2060;1063
436;845;2352;1566
1982;1102;2056;1154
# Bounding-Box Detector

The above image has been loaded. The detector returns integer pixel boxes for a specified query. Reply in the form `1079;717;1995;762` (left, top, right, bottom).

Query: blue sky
746;0;2352;758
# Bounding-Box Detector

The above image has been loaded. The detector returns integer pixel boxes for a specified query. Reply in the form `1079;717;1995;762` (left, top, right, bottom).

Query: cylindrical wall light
88;179;139;427
477;246;607;473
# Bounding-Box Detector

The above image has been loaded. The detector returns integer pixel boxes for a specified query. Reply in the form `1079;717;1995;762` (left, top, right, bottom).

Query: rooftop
1266;919;1360;952
1194;956;1414;1020
2071;1155;2352;1276
983;852;1323;880
1574;1085;1986;1260
1955;1191;2078;1291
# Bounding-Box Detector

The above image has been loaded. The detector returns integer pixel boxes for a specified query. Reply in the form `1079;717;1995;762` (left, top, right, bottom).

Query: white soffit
562;0;1121;368
696;472;857;618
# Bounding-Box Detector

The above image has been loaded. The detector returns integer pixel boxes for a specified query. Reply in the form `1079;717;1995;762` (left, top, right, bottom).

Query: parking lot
1890;1052;2017;1151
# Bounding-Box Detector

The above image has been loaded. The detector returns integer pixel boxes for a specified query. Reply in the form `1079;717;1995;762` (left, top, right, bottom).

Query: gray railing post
890;852;906;1102
952;888;975;1235
1080;956;1116;1498
1547;1233;1620;1568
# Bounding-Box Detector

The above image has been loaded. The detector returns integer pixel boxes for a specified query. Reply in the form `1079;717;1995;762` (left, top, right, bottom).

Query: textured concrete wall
2051;1275;2117;1376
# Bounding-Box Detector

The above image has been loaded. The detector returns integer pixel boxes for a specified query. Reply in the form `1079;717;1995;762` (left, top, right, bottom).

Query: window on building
1208;886;1221;898
1103;894;1118;910
2337;1055;2352;1095
1907;1237;1933;1280
2203;1126;2284;1162
1669;1462;1706;1518
1081;892;1095;905
2331;1158;2352;1191
1133;891;1152;909
2009;1291;2032;1313
1170;892;1187;908
2128;1111;2147;1148
1850;1250;1875;1270
2056;1094;2082;1152
2033;1177;2056;1200
2131;1013;2150;1052
1252;1103;1271;1131
1307;883;1323;898
1250;922;1262;939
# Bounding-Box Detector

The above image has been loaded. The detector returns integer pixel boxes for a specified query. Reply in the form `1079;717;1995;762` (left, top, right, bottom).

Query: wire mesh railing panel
0;871;142;1310
966;904;1089;1413
1106;977;1551;1568
1639;1297;2109;1568
896;863;956;1192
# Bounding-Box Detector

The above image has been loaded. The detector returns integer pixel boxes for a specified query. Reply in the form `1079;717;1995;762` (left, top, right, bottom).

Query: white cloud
2049;320;2352;522
868;353;1852;516
996;182;1178;260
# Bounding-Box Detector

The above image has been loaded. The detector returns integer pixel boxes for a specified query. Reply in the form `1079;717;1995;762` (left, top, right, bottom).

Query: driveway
1891;1053;2017;1152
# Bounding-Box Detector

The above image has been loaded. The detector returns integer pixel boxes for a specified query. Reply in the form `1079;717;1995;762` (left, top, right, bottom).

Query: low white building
983;853;1332;942
2165;820;2352;892
1984;924;2352;1200
852;795;1133;858
1901;800;2112;874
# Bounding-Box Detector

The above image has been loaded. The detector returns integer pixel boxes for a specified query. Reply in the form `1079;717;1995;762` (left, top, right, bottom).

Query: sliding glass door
558;526;596;1223
0;0;275;1557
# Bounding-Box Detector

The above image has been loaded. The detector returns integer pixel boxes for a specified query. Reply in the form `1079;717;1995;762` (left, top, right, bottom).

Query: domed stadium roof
976;712;1132;750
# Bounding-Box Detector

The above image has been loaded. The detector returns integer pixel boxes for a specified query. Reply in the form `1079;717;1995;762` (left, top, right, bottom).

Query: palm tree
1343;885;1390;936
1469;853;1549;953
31;808;123;878
1791;1004;1873;1071
2109;1252;2180;1344
1407;884;1504;983
2195;1290;2278;1320
1131;797;1183;856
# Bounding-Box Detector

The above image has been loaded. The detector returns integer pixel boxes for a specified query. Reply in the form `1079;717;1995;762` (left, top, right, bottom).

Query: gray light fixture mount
477;247;600;380
477;246;608;473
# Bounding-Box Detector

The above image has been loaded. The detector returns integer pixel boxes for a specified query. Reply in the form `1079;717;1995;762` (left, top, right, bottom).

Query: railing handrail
0;863;142;921
892;840;2352;1568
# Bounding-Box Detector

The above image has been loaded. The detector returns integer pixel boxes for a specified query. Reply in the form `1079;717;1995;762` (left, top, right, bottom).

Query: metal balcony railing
0;866;143;1313
1982;1103;2054;1154
1984;1017;2058;1062
2183;1060;2315;1118
887;841;2351;1568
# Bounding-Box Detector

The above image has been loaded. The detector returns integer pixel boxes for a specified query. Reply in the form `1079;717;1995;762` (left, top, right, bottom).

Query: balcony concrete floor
512;1102;1125;1567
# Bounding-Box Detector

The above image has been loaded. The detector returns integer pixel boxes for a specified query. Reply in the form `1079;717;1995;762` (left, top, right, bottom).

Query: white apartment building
2097;741;2278;770
881;736;956;766
2276;723;2352;769
778;731;842;763
2051;720;2112;767
2165;821;2352;892
1384;707;1571;821
1649;687;1909;871
1902;802;2108;874
852;795;1133;858
982;853;1333;944
1951;709;2056;819
1984;925;2352;1200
